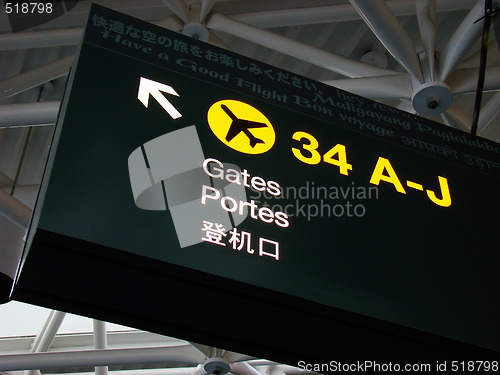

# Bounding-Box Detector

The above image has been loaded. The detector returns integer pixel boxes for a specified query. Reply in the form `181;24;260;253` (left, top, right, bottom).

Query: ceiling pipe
0;55;73;100
0;346;204;371
207;13;399;78
0;101;60;128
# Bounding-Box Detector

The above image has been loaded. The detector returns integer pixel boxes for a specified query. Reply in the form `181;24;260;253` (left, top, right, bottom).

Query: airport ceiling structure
0;0;499;374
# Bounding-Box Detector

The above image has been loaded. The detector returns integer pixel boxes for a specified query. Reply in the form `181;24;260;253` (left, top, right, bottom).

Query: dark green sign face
21;4;500;354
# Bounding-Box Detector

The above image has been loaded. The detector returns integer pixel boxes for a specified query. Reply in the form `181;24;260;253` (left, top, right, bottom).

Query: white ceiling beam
446;66;500;94
438;0;484;81
151;16;185;32
0;28;83;51
161;0;190;23
0;102;59;128
0;55;73;100
416;0;436;80
231;0;476;28
397;99;416;114
188;342;212;357
323;74;411;100
441;103;475;132
0;188;31;228
231;362;263;375
349;0;424;82
0;346;204;371
207;13;399;78
457;39;500;69
222;352;255;363
200;0;216;22
0;1;478;51
479;91;500;133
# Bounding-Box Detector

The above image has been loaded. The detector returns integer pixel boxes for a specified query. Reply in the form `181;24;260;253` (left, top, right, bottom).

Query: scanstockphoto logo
128;126;248;249
4;1;80;32
249;181;379;221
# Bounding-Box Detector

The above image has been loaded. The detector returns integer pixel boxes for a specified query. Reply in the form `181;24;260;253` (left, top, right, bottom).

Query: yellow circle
207;100;275;154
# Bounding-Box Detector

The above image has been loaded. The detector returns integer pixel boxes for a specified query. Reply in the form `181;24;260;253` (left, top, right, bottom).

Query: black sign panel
13;4;500;365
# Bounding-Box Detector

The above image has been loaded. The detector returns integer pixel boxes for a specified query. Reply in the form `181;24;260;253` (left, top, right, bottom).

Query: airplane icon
221;104;268;148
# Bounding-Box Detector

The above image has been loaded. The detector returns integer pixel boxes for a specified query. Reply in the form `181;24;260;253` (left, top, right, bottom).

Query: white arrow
137;77;182;119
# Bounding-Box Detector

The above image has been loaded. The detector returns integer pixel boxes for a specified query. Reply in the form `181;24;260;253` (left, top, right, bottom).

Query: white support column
206;13;398;78
31;311;66;353
0;346;204;371
93;320;108;375
0;102;60;128
0;56;73;101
